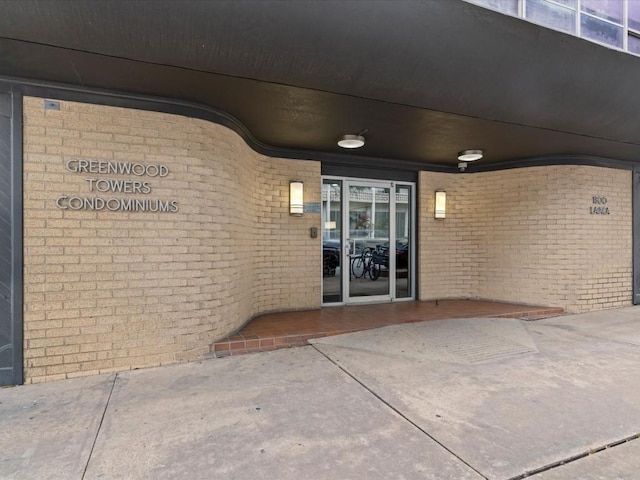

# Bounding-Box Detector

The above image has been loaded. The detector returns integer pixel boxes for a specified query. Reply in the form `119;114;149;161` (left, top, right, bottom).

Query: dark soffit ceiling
1;0;640;170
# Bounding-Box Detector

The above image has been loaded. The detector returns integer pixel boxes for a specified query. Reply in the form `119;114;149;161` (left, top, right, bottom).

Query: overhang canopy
1;0;639;171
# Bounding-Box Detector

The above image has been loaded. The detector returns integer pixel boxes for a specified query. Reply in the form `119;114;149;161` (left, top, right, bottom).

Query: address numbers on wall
590;196;610;215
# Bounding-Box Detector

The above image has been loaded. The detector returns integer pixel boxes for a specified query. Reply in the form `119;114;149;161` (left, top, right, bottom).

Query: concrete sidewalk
2;307;640;479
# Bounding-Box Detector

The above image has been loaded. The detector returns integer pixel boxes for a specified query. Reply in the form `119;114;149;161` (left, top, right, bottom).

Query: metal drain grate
420;322;537;364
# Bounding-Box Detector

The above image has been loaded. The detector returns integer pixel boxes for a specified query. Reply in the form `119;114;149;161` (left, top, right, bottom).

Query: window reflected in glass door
348;184;391;300
322;180;342;303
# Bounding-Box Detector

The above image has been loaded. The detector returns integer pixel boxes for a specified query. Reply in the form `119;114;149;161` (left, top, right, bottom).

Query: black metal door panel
0;90;19;385
634;167;640;305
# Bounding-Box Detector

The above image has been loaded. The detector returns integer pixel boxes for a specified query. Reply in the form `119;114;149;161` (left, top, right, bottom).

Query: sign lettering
590;196;610;215
56;158;178;213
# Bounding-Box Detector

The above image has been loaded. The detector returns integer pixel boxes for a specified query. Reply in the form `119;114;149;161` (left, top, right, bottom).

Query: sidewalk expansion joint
311;345;490;480
506;433;640;480
81;372;118;480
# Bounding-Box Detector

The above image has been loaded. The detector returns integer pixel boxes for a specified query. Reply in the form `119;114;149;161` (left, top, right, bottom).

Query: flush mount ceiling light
457;149;484;162
337;134;365;149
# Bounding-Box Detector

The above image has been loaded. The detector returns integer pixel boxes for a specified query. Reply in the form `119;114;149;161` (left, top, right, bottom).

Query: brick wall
22;97;320;383
22;96;636;383
420;166;632;313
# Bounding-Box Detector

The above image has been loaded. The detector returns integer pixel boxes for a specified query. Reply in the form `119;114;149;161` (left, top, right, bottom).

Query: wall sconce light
290;180;304;216
434;190;446;219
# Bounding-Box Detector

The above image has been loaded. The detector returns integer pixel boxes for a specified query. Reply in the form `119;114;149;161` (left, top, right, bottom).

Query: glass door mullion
389;182;396;301
341;183;350;304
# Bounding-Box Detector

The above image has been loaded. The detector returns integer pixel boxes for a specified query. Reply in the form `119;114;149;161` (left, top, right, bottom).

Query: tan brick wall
23;97;320;383
420;166;632;313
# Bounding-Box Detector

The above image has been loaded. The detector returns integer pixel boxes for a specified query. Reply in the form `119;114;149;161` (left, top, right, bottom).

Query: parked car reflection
324;239;409;278
370;240;409;271
395;239;409;270
323;239;340;276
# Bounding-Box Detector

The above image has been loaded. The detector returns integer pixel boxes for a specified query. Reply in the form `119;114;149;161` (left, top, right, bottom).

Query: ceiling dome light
338;134;365;149
457;149;483;161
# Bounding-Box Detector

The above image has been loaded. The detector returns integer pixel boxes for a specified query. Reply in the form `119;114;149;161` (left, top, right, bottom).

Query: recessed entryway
321;177;415;305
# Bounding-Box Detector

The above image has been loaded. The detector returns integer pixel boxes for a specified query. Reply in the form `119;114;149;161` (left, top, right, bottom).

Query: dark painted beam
1;1;640;167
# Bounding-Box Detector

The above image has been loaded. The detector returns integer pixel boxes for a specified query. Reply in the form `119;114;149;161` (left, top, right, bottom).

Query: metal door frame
343;178;394;304
321;175;416;306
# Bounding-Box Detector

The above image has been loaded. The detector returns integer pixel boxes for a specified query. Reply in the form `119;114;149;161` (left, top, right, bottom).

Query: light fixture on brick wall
290;180;304;216
434;190;446;219
324;221;336;229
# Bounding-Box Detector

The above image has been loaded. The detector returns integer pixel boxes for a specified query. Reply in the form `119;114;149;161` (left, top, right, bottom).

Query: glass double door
322;178;414;305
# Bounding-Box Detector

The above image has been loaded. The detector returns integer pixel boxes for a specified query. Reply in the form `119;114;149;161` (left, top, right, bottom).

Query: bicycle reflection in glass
350;246;386;281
